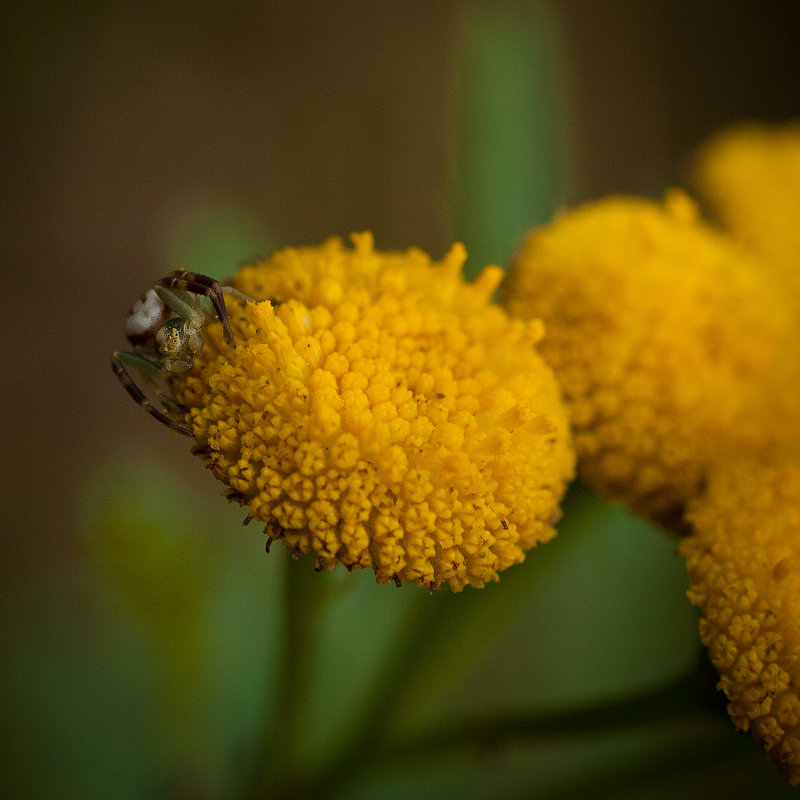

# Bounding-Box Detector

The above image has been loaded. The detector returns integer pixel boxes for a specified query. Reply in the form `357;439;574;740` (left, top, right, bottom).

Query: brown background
3;0;799;583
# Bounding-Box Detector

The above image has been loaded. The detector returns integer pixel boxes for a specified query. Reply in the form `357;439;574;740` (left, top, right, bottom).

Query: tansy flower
171;233;575;591
502;191;800;528
693;121;800;303
681;460;800;786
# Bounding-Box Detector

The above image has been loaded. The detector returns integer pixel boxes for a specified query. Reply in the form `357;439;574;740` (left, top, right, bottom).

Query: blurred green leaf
449;1;572;275
77;456;283;798
161;199;273;280
439;484;702;720
0;577;157;800
328;707;796;800
289;566;425;770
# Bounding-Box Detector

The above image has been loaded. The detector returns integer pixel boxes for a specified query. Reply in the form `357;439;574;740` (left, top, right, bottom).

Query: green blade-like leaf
449;2;573;276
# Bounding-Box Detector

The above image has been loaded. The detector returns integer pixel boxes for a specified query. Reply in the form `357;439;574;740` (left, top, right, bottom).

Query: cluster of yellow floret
682;460;800;784
686;124;800;785
503;122;800;785
172;233;574;591
503;189;800;527
164;121;800;784
694;122;800;303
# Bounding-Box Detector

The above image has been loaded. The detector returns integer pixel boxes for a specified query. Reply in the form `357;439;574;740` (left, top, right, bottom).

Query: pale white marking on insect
124;289;174;345
112;270;253;435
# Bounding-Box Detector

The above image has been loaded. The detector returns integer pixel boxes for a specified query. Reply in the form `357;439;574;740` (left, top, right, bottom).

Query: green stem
312;664;717;798
246;555;334;799
376;668;712;756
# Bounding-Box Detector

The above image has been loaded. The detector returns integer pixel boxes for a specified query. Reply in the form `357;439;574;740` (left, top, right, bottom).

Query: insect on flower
112;269;252;435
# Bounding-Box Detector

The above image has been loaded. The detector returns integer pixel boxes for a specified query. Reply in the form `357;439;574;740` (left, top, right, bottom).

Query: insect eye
155;319;186;355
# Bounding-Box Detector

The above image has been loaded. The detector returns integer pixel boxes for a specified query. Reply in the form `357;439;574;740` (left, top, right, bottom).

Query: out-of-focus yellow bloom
682;461;800;786
503;191;800;527
172;233;574;591
694;121;800;302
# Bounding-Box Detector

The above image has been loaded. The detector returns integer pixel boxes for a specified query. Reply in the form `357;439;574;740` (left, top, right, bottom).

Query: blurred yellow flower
503;190;800;528
694;121;800;303
682;460;800;786
172;233;574;591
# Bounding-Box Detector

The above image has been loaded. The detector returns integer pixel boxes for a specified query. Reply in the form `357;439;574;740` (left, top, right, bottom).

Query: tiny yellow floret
172;233;575;591
694;121;800;304
682;461;800;786
503;192;800;527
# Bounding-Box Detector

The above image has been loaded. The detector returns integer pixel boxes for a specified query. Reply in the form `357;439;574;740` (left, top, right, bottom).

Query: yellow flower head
681;460;800;786
694;121;800;302
171;233;574;591
503;191;800;527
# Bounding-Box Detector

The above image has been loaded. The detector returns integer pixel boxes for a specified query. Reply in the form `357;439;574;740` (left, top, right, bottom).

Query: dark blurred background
5;0;800;581
3;1;800;797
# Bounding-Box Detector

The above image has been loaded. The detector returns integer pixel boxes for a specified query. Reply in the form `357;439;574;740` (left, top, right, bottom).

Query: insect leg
111;351;193;436
157;270;237;346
